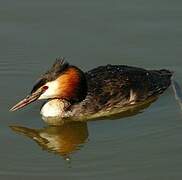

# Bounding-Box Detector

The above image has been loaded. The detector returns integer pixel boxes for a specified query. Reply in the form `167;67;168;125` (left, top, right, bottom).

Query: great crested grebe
10;58;172;123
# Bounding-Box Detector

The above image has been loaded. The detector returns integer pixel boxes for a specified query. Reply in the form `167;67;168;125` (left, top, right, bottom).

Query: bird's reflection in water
10;96;158;159
10;121;88;160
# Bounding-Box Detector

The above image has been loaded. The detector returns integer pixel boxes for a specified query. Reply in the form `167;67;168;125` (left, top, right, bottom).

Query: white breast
40;99;65;118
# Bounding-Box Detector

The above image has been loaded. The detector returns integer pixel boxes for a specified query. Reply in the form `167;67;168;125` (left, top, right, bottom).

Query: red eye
43;86;48;90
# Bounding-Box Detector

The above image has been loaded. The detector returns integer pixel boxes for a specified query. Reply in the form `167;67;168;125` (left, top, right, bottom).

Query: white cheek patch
38;81;59;99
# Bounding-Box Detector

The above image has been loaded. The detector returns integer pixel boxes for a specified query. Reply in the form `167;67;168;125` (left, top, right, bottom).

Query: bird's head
10;58;87;112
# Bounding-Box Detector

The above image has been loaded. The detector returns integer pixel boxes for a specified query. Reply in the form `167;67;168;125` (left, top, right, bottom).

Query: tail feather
158;69;173;78
148;69;173;97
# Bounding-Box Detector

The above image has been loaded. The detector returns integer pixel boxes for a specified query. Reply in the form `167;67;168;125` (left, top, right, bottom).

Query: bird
10;57;172;124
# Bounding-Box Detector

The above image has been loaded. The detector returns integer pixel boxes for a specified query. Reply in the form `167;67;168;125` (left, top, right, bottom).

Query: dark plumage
10;58;172;122
69;64;172;118
86;65;172;102
31;58;69;94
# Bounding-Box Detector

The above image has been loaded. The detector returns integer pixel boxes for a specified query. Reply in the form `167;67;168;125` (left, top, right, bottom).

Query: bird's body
40;63;172;123
10;58;172;124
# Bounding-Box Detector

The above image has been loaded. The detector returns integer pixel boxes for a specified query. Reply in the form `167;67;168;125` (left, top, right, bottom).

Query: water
1;0;182;179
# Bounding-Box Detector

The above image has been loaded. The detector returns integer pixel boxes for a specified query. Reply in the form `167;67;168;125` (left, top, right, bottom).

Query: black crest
31;57;69;94
46;57;69;78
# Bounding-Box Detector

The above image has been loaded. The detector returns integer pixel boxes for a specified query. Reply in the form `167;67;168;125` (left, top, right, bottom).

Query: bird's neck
58;66;88;103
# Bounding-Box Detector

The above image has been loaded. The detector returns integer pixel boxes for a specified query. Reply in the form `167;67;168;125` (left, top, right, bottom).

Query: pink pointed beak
10;88;46;112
